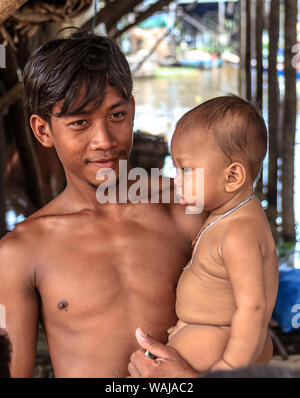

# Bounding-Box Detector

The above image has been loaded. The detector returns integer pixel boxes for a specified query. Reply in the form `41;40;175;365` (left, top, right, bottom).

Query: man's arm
0;231;39;377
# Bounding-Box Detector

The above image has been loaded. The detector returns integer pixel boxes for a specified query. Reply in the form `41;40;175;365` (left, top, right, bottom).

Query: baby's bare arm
212;221;268;370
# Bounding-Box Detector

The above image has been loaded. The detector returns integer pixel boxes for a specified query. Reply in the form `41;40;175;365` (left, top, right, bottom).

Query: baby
168;95;279;373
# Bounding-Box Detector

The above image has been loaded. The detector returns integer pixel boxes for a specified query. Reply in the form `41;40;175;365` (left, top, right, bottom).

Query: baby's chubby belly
175;266;236;326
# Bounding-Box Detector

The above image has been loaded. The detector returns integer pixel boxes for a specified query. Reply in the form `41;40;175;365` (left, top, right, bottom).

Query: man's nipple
57;299;69;311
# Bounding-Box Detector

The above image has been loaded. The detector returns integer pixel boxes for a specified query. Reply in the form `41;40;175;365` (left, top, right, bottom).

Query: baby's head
171;95;267;211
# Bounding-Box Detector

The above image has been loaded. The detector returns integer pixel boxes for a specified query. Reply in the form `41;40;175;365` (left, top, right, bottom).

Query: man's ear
30;114;54;148
224;162;246;193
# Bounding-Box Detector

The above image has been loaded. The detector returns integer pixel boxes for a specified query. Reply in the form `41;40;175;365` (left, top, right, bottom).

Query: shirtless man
0;31;272;378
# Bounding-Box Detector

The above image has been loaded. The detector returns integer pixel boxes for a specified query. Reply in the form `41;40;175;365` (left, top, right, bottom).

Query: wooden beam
0;82;23;112
0;0;28;25
132;29;170;75
106;0;145;34
83;0;144;31
113;0;173;39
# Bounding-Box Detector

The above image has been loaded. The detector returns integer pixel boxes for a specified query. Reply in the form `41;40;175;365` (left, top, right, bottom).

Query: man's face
48;84;135;188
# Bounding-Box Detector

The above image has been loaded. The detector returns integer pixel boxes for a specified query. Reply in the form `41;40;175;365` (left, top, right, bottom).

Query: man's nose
90;122;116;151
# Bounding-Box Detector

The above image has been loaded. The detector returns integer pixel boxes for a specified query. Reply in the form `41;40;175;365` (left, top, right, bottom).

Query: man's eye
109;111;126;120
68;120;88;127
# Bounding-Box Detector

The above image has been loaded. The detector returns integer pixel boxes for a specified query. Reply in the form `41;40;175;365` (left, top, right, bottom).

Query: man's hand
128;328;199;378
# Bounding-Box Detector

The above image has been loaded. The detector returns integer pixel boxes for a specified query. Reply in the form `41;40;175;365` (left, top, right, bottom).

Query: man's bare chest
34;218;189;322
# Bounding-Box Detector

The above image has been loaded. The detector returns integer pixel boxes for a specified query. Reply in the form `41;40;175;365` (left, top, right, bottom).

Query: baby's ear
224;162;246;193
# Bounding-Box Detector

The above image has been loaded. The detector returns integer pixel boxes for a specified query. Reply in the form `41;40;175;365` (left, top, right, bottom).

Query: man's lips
87;157;119;168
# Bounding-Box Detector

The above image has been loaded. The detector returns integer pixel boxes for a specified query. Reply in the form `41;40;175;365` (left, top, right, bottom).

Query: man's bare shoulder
0;221;37;284
0;192;67;260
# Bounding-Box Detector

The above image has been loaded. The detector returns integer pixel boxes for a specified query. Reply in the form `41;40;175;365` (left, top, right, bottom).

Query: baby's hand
210;359;234;373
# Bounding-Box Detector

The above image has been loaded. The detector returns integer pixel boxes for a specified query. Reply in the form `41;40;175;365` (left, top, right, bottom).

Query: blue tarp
272;265;300;333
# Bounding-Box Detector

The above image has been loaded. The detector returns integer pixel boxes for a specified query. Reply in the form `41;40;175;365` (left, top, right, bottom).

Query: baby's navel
57;299;69;311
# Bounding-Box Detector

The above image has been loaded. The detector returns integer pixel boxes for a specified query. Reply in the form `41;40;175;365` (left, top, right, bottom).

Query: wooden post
0;45;45;211
246;0;252;102
254;0;265;198
218;1;225;33
281;0;297;242
239;0;247;98
255;0;264;110
0;0;28;24
0;81;6;237
267;0;280;240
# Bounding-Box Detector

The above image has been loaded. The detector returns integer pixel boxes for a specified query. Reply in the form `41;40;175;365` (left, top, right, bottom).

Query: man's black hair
23;30;133;125
0;333;11;378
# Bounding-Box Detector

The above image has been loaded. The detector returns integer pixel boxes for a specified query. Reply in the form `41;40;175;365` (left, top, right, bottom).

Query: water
133;63;300;265
133;64;239;142
6;210;25;230
134;64;239;180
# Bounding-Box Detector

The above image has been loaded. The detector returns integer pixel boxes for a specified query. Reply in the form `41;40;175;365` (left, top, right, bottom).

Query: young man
0;31;272;378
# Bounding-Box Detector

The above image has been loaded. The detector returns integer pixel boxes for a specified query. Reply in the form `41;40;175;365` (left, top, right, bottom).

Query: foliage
277;240;297;258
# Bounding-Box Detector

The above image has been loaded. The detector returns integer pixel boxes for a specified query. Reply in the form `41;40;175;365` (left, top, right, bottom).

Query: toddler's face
171;129;230;211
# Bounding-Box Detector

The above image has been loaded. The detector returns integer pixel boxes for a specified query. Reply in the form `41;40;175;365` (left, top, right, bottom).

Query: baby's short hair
176;95;268;182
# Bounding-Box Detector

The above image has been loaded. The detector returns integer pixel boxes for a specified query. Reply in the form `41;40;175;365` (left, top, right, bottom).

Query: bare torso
167;197;278;371
175;198;278;326
1;187;275;377
4;188;197;377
